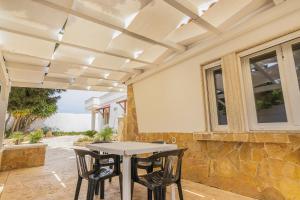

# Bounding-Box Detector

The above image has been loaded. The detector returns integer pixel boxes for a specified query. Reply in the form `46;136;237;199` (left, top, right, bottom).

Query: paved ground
0;136;255;200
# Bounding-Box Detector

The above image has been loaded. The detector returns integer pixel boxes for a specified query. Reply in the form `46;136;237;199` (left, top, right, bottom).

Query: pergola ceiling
0;0;274;92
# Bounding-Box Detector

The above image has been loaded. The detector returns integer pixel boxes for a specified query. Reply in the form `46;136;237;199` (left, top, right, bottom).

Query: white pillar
91;111;96;131
0;84;10;149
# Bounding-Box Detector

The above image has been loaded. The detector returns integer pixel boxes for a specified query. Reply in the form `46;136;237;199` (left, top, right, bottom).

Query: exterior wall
30;113;93;132
125;2;300;199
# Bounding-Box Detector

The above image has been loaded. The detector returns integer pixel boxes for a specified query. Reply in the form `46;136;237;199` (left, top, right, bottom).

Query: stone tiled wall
0;144;47;171
134;133;300;200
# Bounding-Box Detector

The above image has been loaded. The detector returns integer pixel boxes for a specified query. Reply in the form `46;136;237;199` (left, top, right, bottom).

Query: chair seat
137;170;174;189
90;167;114;180
137;160;163;168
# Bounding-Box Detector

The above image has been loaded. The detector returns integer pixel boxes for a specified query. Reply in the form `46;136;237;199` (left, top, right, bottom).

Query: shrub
84;130;97;138
29;129;44;143
100;127;113;141
77;136;93;143
11;131;24;145
52;131;83;136
93;133;103;143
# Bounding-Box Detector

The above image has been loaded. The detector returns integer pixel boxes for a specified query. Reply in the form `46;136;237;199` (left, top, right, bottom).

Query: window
249;51;287;123
204;63;228;131
292;43;300;89
242;38;300;130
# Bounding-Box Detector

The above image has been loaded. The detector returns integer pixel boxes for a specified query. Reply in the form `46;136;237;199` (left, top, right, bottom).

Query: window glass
249;51;287;123
292;43;300;89
213;68;227;125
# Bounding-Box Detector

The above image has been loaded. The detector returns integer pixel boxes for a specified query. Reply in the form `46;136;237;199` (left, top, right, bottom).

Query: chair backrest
153;148;187;183
132;148;187;184
74;148;121;179
74;148;98;179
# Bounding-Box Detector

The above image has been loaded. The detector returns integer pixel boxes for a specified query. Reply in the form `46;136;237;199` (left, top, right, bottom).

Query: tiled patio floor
0;136;255;200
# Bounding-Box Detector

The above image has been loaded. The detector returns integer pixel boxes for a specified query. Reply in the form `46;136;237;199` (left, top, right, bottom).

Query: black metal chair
132;148;187;200
73;148;122;200
132;141;165;200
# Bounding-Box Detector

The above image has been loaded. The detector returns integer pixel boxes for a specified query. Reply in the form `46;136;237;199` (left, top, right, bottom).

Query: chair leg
95;181;99;195
162;187;166;200
147;188;152;200
131;181;134;200
100;180;105;199
153;188;159;200
119;175;123;200
74;177;82;200
177;181;184;200
87;179;96;200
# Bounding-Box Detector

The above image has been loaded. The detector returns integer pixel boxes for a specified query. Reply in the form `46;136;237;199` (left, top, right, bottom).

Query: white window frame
241;43;300;131
203;61;228;132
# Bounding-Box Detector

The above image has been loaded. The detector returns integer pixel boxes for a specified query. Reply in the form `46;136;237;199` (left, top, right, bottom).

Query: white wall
31;113;94;132
133;3;300;133
134;59;205;133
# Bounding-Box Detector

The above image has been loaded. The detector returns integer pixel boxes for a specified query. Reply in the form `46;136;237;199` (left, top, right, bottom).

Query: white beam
0;26;152;65
163;0;220;34
32;0;186;52
6;62;47;72
3;51;138;74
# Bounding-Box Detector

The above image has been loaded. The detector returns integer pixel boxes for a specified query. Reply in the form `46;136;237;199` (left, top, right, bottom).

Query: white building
85;92;127;132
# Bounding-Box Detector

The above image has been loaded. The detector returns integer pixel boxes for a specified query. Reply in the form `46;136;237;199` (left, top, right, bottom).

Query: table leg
170;184;176;200
122;155;132;200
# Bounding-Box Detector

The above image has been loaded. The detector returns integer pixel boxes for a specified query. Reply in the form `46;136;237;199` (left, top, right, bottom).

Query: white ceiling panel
81;68;126;80
166;22;207;43
0;0;68;40
8;68;45;83
123;61;147;69
62;16;115;51
42;81;69;89
48;62;83;77
138;45;168;63
3;52;50;66
92;53;128;69
53;45;97;65
127;0;185;41
106;33;151;59
201;0;253;27
0;31;55;59
72;0;151;27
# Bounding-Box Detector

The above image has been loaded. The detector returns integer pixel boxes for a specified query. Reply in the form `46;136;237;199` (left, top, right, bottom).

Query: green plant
11;131;24;145
29;129;44;143
100;127;113;141
84;130;97;138
93;133;103;143
52;131;83;136
77;136;93;143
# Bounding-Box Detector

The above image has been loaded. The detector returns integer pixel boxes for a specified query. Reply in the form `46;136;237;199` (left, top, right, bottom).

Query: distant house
85;92;127;132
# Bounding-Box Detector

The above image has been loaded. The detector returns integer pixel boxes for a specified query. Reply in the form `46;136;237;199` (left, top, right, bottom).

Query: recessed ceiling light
119;88;124;92
86;86;91;90
112;31;122;39
108;87;113;90
81;66;88;70
113;82;118;87
125;59;131;63
176;16;191;29
104;73;110;79
87;56;95;65
134;50;144;58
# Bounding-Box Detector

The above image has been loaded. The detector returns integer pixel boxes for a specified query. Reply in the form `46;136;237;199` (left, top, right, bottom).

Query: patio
0;136;255;200
0;0;299;200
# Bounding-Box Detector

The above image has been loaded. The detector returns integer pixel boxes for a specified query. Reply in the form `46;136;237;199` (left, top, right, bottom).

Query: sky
56;90;105;114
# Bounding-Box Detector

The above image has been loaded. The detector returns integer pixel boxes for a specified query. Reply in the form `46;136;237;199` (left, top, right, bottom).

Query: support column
91;111;96;131
221;53;247;132
0;84;10;149
122;84;139;141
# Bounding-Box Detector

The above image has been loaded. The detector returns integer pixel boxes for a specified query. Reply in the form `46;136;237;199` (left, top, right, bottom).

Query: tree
6;87;64;136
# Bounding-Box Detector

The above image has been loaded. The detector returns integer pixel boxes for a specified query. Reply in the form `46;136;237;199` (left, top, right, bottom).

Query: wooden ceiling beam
32;0;186;52
163;0;220;34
